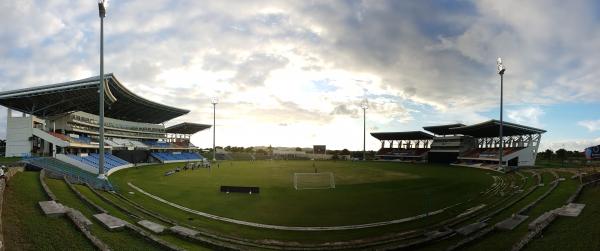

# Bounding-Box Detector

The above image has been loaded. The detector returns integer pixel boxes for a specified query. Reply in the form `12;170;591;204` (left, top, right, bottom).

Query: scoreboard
313;145;326;154
584;145;600;160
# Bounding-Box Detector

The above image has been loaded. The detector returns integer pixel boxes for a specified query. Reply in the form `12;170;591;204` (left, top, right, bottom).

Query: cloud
1;1;600;150
541;138;600;152
507;107;544;127
331;104;359;118
578;120;600;132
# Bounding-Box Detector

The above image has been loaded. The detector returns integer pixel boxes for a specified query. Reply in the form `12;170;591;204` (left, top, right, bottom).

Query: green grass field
5;161;597;250
108;160;496;243
110;161;493;226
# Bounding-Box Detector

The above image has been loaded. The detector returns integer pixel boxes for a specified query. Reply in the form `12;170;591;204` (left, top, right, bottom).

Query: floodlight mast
360;99;368;161
497;57;506;171
211;97;218;161
98;0;108;179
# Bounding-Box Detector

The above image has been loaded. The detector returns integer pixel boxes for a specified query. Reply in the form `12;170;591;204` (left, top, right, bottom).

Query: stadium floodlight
497;57;506;171
360;99;368;161
211;97;218;161
97;0;109;179
98;0;108;18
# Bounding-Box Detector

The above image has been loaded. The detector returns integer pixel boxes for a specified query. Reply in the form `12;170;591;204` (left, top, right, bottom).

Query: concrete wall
55;154;98;174
504;145;537;167
6;115;32;157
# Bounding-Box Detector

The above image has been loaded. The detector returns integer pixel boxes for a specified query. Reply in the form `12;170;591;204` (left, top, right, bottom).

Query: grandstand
423;123;477;164
0;74;211;181
370;131;433;162
450;120;546;170
372;120;545;169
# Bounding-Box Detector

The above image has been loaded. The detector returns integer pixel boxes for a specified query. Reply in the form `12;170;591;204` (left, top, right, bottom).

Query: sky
1;0;600;151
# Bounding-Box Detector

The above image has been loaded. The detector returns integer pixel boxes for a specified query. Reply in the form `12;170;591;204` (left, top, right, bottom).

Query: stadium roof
166;122;211;134
370;131;434;140
449;120;546;137
0;74;189;124
423;123;466;135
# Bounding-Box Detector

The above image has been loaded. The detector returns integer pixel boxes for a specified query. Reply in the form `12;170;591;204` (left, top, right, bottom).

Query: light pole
98;0;108;179
211;97;218;161
360;99;368;161
497;57;506;171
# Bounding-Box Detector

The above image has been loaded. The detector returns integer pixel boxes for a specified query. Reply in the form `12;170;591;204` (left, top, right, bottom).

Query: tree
256;149;267;155
332;152;339;160
341;149;350;155
295;147;302;152
544;149;554;159
556;148;567;160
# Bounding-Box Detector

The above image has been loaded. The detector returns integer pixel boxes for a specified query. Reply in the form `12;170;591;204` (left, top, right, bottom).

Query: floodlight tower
497;57;506;171
211;97;218;161
360;99;368;161
98;0;108;179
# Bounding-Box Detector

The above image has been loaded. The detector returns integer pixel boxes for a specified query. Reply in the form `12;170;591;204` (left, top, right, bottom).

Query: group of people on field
164;161;212;176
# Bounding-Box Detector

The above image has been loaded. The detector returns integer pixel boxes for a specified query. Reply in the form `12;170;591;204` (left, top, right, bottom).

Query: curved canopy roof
370;131;434;140
423;123;466;135
166;122;211;134
449;120;546;137
0;74;189;124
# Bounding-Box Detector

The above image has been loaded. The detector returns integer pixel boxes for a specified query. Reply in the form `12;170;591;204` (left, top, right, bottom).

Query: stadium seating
376;148;429;157
104;139;122;147
460;148;524;159
49;132;71;142
22;157;110;189
111;138;148;148
143;140;174;148
65;153;131;171
151;152;204;162
48;132;103;146
71;135;91;144
143;140;193;148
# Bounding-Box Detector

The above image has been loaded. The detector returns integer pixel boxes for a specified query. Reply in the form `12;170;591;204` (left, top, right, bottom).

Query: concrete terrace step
137;220;166;234
39;200;67;217
93;213;127;231
169;226;199;237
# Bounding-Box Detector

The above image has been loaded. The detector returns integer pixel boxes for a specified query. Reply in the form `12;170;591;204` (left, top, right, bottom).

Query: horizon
2;1;600;151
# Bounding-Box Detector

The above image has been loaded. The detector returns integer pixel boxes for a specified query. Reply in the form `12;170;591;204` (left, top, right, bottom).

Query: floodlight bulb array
497;57;504;73
360;99;368;109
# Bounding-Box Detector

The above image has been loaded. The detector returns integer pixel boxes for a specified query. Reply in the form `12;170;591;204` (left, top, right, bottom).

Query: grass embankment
73;182;211;251
459;171;576;250
45;178;165;251
525;181;600;250
418;171;532;251
108;160;495;243
2;171;94;250
535;159;586;169
0;156;22;164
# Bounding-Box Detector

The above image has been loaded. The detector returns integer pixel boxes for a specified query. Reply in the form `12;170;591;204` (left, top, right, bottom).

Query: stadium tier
372;120;546;169
450;120;545;170
21;157;110;189
370;131;433;162
150;152;205;163
0;74;211;179
60;153;132;175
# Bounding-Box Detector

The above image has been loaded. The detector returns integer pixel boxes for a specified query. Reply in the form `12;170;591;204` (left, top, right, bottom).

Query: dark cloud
330;104;359;118
232;53;289;87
